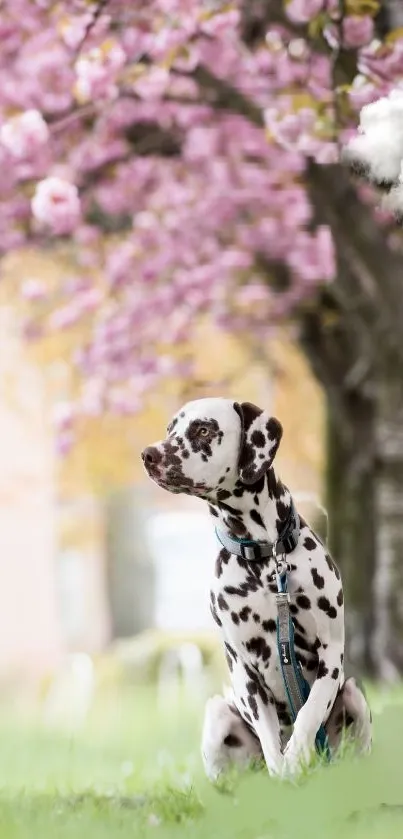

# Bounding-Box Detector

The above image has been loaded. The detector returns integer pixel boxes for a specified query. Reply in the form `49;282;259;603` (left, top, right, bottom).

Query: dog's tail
293;492;329;544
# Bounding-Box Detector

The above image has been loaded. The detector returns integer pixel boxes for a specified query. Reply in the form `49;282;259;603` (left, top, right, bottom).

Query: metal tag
280;641;291;666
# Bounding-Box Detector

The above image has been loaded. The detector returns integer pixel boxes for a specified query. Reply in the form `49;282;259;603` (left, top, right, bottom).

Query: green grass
0;686;402;839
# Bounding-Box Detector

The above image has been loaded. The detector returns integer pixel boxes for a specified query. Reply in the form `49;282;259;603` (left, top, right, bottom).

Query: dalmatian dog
142;398;372;778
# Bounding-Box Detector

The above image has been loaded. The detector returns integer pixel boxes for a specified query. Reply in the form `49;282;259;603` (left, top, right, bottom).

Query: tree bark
372;358;403;680
300;296;403;679
326;392;377;677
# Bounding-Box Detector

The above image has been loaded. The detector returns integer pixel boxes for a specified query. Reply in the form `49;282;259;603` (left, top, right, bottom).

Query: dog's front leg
231;658;283;777
283;619;344;776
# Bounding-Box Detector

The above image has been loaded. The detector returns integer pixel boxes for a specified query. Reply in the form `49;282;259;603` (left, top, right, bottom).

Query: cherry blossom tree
1;0;403;676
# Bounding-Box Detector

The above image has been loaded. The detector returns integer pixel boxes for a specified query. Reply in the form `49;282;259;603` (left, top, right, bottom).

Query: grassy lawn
0;684;402;839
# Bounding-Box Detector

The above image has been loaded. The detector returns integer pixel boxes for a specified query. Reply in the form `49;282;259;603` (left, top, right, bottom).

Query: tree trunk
371;360;403;680
315;352;403;681
326;392;377;677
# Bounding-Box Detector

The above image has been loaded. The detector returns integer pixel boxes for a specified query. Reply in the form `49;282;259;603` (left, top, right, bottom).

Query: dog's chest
211;551;320;697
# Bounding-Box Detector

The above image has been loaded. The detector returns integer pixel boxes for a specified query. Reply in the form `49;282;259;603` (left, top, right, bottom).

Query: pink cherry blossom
0;1;399;432
32;176;80;234
75;42;126;102
286;0;324;24
0;110;49;158
343;16;374;49
21;278;47;301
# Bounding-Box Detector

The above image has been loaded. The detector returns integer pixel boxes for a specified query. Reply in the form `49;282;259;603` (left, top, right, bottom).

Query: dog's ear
234;402;282;485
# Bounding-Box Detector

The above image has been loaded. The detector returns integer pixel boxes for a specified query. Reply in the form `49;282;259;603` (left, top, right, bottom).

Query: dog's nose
141;446;161;466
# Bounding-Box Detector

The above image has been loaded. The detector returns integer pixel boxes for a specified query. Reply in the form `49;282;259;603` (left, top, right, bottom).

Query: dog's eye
198;426;209;437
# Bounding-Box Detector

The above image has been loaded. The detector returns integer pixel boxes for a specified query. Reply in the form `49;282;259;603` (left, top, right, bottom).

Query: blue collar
215;501;300;561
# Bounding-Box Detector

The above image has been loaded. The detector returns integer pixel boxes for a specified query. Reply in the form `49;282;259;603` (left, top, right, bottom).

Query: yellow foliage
344;0;380;16
386;27;403;44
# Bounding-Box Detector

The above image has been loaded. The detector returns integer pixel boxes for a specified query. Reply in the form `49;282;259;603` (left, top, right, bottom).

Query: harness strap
276;570;331;761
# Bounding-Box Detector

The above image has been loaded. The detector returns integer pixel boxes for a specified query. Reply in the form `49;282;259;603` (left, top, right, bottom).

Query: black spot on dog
227;515;248;537
248;694;259;720
266;417;281;440
262;619;277;633
276;499;288;523
239;606;252;622
223;733;242;748
225;642;238;662
251;430;265;448
225;651;233;671
318;596;333;614
215;548;230;579
231;611;240;625
217;593;229;611
294;633;310;652
217;488;232;501
304;536;317;551
296;594;311;610
306;657;318;671
224;642;238;671
337;588;344;607
289;604;299;616
245;636;272;663
317;660;329;678
208;504;219;518
250;509;265;528
219;501;244;517
278;710;292;726
210;601;222;627
253;613;261;623
167;417;178;434
245;664;269;705
332;667;340;680
311;568;325;589
292;617;306;635
224;585;248;598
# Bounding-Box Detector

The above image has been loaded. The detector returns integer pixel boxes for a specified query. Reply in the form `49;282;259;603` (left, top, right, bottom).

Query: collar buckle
240;542;261;561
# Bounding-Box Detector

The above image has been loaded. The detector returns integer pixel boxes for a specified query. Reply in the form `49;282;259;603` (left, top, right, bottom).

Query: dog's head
141;397;282;498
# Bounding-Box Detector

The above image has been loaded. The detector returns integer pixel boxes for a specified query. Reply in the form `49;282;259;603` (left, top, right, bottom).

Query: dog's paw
282;740;311;779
